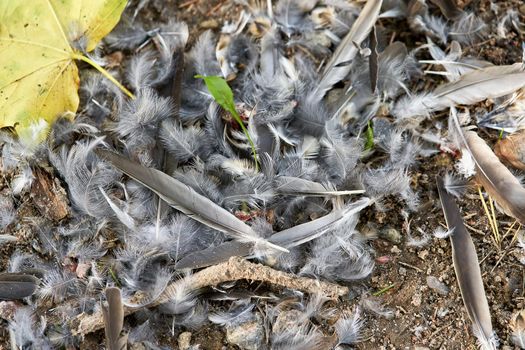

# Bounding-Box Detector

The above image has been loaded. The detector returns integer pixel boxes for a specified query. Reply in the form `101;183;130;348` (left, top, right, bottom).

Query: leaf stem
72;53;135;99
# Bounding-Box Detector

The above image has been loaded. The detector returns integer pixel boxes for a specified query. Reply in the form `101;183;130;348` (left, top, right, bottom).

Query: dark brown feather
369;25;378;94
0;273;39;300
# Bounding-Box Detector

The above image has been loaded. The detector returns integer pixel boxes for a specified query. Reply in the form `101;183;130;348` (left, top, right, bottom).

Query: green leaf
365;120;374;151
195;75;259;169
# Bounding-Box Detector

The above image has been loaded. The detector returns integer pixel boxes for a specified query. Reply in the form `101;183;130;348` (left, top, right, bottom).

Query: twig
71;257;348;336
398;261;423;273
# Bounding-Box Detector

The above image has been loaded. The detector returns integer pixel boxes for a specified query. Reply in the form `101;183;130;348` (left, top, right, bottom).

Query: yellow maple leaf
0;0;132;144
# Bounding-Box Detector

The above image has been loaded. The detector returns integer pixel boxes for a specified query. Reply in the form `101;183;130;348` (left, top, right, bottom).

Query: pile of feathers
1;0;525;348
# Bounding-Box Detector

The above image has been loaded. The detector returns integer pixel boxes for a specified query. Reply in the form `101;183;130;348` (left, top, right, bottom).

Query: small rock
418;250;429;260
414;347;430;350
200;19;219;29
390;245;402;254
436;307;449;318
380;227;402;244
426;276;449;296
411;292;422;307
495;129;525;170
226;313;265;350
398;267;407;276
178;331;192;350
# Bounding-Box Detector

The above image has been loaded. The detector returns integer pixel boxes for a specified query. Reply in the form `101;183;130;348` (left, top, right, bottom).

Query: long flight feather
309;0;383;102
96;149;287;252
437;177;497;349
102;287;127;350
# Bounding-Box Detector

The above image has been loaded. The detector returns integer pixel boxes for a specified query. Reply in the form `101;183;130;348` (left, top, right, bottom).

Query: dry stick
71;257;348;336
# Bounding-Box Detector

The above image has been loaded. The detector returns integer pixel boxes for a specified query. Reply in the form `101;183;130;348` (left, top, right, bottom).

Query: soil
1;0;525;349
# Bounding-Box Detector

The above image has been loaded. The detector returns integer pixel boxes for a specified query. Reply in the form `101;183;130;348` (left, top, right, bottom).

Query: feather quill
436;177;497;349
102;287;127;350
96;150;287;252
0;273;39;300
309;0;383;102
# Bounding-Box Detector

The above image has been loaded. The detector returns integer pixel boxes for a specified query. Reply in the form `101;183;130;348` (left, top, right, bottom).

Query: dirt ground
1;0;525;349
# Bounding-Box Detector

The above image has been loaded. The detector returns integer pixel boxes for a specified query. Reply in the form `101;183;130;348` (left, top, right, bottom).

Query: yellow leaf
0;0;129;144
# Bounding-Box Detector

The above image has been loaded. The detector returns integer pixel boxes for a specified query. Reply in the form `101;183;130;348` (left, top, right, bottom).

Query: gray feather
0;273;39;300
437;177;497;349
270;197;372;248
96;149;287;252
309;0;383;102
275;176;364;197
102;287;127;350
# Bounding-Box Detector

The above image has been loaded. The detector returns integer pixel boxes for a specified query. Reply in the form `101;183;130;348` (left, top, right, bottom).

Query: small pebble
398;267;407;276
200;19;219;29
381;227;402;244
418;250;429;260
411;292;422;307
390;245;401;254
226;313;264;350
178;332;192;350
426;276;449;296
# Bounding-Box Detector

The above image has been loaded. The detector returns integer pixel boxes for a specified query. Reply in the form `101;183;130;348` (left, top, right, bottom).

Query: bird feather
96;150;287;252
0;273;39;300
309;0;383;102
436;177;497;349
102;287;127;350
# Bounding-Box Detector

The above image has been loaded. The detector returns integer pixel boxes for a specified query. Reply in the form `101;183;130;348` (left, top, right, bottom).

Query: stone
426;276;449;296
178;332;192;350
381;227;402;244
411;292;422;307
390;245;402;254
226;312;265;350
417;250;429;260
200;19;219;29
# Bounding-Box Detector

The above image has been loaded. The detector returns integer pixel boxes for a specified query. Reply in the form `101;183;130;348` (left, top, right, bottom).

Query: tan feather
464;130;525;224
437;177;497;349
